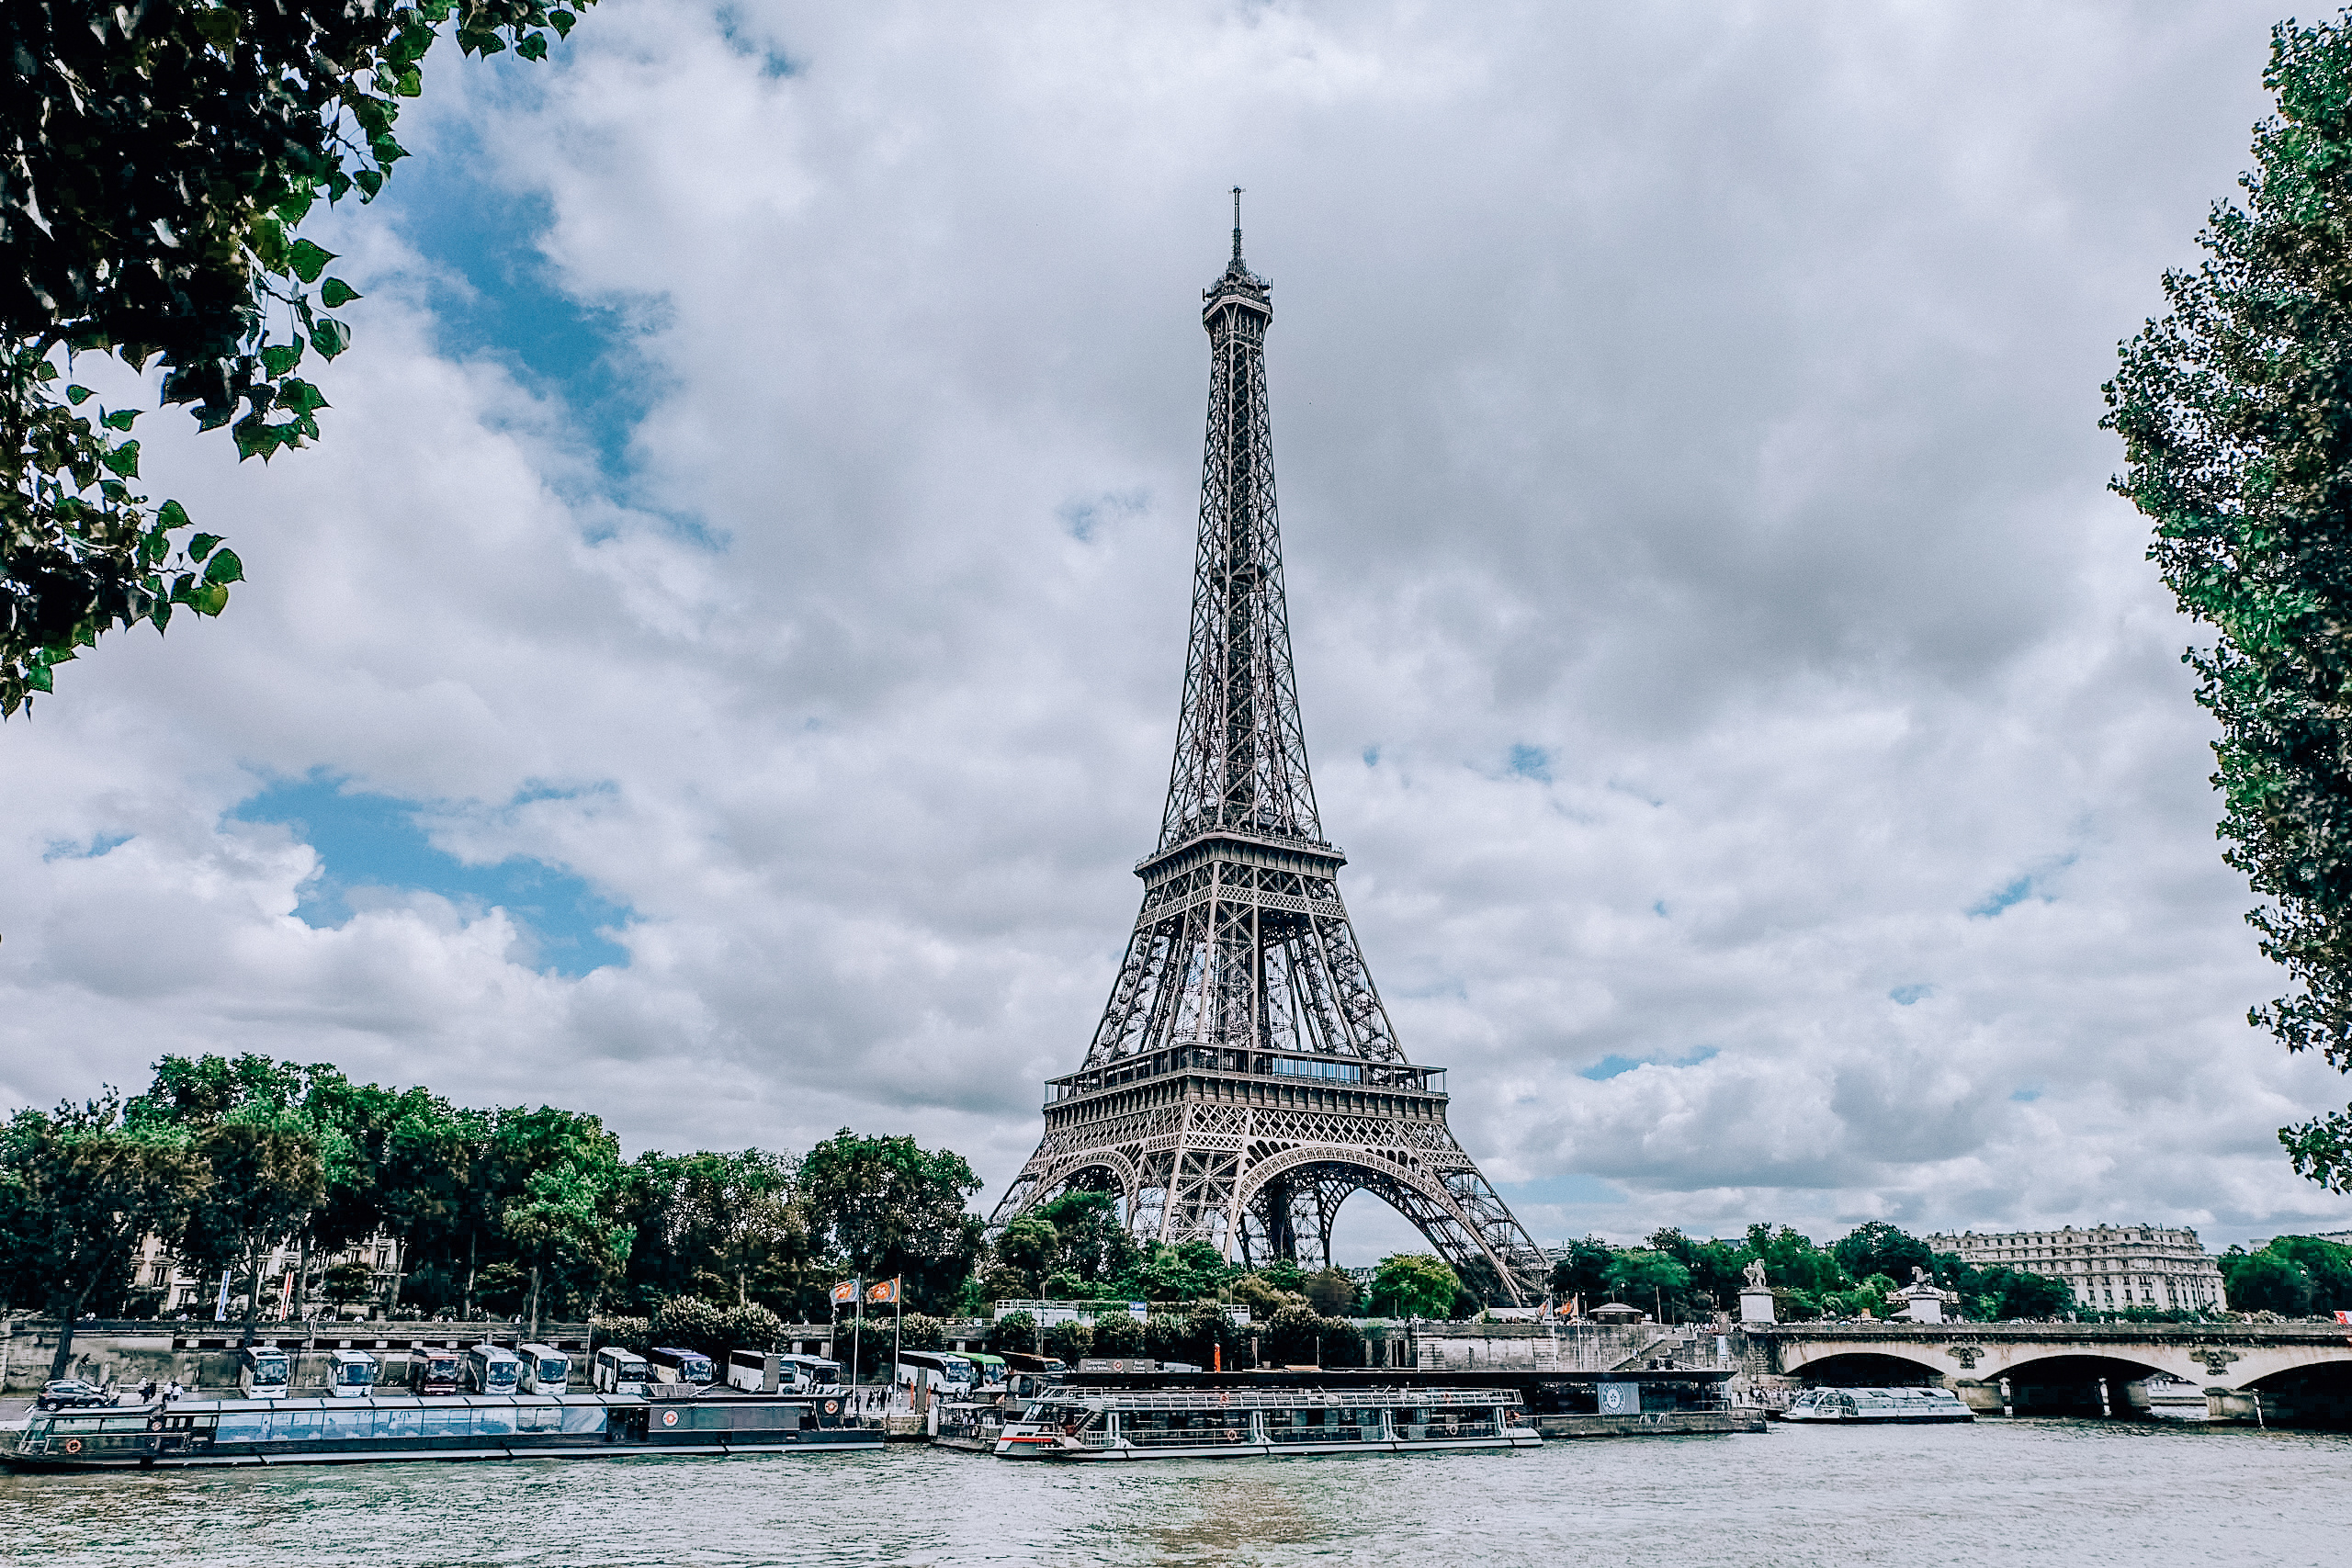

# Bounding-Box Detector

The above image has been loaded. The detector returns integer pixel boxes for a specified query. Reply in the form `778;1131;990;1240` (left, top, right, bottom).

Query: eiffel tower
989;197;1547;1303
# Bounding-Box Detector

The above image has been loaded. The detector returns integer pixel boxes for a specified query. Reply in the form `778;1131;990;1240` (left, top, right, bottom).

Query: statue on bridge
1744;1258;1769;1290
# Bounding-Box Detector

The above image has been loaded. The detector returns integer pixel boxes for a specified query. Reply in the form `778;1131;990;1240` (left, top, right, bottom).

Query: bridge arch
1783;1350;1948;1386
1229;1145;1534;1304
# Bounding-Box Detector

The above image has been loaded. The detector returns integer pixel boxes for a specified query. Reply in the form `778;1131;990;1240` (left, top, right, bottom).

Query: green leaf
196;404;236;433
320;278;363;308
101;441;140;479
203;549;245;586
231;415;277;462
252;216;288;272
188;533;222;562
354;169;385;200
101;407;140;431
288;240;337;284
160;499;191;532
151;599;173;632
550;10;576;38
311;320;351;360
278;378;330;416
190;583;231;617
390;63;424;97
517;31;549;61
26;664;52;694
275;188;316;228
192;7;240;45
66;384;94;405
262;343;304;377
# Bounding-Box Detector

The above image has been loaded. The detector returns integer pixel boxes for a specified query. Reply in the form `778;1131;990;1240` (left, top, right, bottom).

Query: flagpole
891;1279;903;1397
851;1276;864;1388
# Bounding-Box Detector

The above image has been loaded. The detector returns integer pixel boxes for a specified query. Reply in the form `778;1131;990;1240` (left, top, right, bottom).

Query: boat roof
26;1393;785;1417
1032;1387;1519;1411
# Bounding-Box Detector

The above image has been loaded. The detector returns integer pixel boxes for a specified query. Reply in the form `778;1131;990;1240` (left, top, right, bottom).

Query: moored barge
1777;1386;1974;1425
0;1392;881;1471
995;1386;1540;1460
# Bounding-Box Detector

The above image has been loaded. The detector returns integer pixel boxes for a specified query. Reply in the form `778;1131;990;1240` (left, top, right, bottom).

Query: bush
977;1264;1032;1303
1262;1303;1322;1365
1091;1312;1146;1357
898;1313;944;1352
1306;1269;1359;1317
987;1312;1038;1356
594;1315;651;1356
1043;1319;1092;1363
651;1294;729;1359
1318;1317;1366;1367
719;1302;786;1356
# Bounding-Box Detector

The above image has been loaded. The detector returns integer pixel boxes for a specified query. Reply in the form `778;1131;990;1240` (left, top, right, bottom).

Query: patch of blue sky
1057;488;1149;542
233;771;631;977
2010;1086;2043;1103
1508;744;1551;783
1579;1045;1717;1081
369;105;666;499
1363;745;1380;768
1889;983;1935;1005
1968;853;2078;919
714;6;798;76
42;832;131;863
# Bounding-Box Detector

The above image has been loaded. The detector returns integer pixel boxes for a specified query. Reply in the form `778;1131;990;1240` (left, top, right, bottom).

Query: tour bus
404;1348;463;1395
325;1349;378;1399
966;1351;1009;1387
593;1346;653;1395
515;1343;570;1394
727;1350;782;1393
894;1351;979;1397
647;1346;715;1385
778;1353;842;1393
463;1343;522;1394
237;1347;291;1398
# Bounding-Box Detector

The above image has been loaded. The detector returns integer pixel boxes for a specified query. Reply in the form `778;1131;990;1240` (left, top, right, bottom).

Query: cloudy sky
8;0;2352;1259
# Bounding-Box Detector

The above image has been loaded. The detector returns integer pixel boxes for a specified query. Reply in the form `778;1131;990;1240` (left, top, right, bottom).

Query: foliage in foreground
1;0;593;715
2104;13;2352;1191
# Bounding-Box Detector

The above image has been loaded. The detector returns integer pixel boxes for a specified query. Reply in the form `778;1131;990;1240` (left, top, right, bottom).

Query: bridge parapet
1743;1320;2352;1393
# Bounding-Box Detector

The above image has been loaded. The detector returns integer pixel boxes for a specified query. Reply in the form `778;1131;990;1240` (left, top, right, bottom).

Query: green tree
1262;1302;1325;1365
986;1311;1038;1357
1;0;596;715
319;1259;374;1312
1831;1223;1934;1289
1975;1267;2075;1321
1131;1240;1229;1303
180;1121;327;1342
503;1157;632;1338
1364;1253;1460;1319
993;1215;1059;1295
1032;1188;1140;1288
1547;1235;1614;1306
0;1095;208;1376
1091;1312;1146;1357
1305;1268;1359;1317
897;1313;944;1353
650;1292;728;1359
2265;1235;2352;1312
2223;1247;2316;1314
1042;1318;1092;1364
797;1131;982;1313
2104;16;2352;1190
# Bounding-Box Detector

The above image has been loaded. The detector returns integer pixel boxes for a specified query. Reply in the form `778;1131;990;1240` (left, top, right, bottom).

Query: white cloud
6;0;2350;1256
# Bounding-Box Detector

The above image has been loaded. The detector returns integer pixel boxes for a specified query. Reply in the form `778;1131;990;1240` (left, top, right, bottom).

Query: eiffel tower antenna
988;216;1548;1303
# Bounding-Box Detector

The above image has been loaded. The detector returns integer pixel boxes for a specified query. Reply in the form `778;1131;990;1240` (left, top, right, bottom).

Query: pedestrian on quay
138;1378;157;1404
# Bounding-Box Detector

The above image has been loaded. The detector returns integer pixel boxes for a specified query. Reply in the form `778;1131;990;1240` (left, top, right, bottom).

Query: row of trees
0;1055;983;1377
2218;1235;2352;1316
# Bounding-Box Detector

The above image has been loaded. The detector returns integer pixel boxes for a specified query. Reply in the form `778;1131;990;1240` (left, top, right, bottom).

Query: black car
35;1379;113;1411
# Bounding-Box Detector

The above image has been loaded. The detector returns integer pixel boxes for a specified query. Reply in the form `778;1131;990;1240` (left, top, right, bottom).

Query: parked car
36;1379;112;1411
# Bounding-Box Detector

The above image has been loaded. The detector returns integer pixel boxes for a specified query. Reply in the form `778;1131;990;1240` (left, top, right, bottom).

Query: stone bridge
1747;1321;2352;1423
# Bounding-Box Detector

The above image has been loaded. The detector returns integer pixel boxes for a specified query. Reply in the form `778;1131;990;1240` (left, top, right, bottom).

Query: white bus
647;1346;715;1385
515;1343;570;1394
594;1346;652;1395
894;1351;979;1397
238;1347;290;1397
778;1354;842;1393
325;1350;377;1399
727;1350;780;1393
463;1344;522;1394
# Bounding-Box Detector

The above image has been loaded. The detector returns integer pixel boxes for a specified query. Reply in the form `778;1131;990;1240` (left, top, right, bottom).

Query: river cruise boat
0;1393;881;1472
994;1386;1540;1460
1778;1386;1974;1425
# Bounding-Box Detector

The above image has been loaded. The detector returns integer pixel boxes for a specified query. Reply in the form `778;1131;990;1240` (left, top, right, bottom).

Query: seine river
0;1420;2341;1566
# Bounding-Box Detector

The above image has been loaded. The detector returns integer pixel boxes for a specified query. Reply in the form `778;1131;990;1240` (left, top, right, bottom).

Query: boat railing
1067;1387;1515;1413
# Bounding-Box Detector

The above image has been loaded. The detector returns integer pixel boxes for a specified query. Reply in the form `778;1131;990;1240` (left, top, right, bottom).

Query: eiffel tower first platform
988;201;1547;1303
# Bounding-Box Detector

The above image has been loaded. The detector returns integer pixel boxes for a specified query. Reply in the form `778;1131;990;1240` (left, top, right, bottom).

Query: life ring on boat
661;1409;679;1427
822;1399;841;1416
1221;1427;1241;1443
61;1438;82;1455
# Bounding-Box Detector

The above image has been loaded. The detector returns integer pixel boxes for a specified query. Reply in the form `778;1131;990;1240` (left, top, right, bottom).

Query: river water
0;1419;2341;1567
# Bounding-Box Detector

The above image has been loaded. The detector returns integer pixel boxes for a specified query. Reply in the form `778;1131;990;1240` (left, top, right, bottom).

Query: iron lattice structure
989;208;1547;1303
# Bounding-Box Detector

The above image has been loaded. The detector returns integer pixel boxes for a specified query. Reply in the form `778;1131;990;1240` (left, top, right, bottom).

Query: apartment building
129;1232;405;1320
1923;1224;2223;1312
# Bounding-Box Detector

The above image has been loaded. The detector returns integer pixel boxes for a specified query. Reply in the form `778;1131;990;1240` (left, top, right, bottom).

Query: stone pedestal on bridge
1738;1288;1776;1325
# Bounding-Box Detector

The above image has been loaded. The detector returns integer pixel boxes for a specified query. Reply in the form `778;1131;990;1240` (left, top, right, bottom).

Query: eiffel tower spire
989;214;1546;1303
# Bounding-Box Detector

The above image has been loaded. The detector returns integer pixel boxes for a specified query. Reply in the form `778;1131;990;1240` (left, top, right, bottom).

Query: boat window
474;1406;515;1436
272;1411;325;1444
560;1404;607;1436
421;1405;472;1438
213;1414;267;1443
316;1407;366;1440
99;1416;153;1433
515;1404;562;1433
375;1407;421;1439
